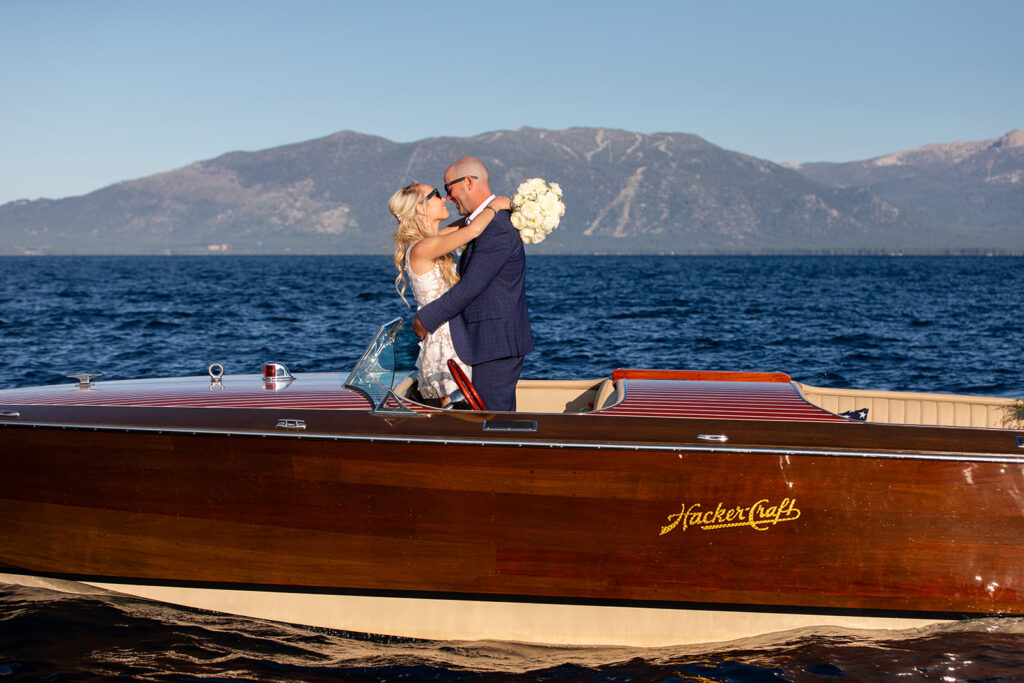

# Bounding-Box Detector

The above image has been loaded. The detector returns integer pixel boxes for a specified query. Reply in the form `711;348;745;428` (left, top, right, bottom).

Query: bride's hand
491;196;512;212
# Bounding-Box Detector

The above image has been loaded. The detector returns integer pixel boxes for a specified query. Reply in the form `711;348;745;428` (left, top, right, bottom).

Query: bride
390;182;510;406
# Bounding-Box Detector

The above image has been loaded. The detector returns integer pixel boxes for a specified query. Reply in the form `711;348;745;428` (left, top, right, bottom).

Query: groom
413;157;533;411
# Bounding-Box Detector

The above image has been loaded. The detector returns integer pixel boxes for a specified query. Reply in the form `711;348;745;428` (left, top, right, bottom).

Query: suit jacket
417;209;533;365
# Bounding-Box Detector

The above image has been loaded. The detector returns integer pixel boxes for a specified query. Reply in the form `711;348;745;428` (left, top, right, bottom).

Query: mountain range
1;127;1021;255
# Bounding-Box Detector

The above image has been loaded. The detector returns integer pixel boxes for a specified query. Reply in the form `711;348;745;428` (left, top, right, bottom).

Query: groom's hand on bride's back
412;314;427;339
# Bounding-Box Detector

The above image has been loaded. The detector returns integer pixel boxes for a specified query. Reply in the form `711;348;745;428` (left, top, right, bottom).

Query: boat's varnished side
2;412;1024;620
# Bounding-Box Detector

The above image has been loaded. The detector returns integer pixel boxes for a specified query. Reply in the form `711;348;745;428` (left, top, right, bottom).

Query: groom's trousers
472;355;524;412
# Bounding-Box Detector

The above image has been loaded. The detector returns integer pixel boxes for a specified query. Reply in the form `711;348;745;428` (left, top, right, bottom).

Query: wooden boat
1;318;1023;647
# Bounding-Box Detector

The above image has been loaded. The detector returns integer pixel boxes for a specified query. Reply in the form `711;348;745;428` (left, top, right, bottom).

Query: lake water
1;254;1023;680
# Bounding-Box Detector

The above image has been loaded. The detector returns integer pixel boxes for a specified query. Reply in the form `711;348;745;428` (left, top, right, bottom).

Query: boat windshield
344;318;418;409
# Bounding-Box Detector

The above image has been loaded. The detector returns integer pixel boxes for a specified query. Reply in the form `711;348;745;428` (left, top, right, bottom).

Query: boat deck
1;371;1019;430
0;374;370;411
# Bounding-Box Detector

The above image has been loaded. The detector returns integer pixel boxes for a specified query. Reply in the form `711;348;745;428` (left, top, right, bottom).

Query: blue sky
1;0;1021;204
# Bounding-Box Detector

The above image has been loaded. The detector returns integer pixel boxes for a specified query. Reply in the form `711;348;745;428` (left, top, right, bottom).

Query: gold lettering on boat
659;498;801;535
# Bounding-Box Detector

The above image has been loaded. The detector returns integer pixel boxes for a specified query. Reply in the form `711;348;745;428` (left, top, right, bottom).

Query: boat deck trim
2;419;1023;463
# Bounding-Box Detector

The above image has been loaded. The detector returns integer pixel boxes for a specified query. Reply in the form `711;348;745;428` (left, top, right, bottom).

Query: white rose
510;212;524;229
538;193;559;214
519;200;541;222
521;178;545;196
549;182;562;198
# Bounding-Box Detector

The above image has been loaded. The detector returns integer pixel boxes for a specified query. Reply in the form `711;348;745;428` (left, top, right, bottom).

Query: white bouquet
510;178;564;244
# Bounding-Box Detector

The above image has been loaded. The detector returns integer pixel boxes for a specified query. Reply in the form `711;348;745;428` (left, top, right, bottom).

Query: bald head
448;157;489;184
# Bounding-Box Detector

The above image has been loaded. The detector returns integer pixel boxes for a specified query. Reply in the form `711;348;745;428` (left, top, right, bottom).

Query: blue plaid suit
416;209;533;410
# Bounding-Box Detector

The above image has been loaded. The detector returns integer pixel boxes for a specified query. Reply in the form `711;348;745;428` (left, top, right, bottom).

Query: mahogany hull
3;405;1024;644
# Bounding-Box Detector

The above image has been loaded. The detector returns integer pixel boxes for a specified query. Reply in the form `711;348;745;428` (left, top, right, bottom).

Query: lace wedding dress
405;246;471;399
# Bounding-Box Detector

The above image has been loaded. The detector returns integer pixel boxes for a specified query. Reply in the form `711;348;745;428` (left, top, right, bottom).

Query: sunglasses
444;175;477;195
420;188;441;203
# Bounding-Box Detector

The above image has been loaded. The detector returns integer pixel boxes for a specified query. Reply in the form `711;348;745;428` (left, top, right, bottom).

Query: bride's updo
390;182;459;306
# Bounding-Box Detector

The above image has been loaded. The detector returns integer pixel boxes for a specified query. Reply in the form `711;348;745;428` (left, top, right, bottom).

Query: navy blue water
2;255;1023;680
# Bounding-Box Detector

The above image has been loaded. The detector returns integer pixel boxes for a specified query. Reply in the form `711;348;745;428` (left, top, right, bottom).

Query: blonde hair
390;182;459;306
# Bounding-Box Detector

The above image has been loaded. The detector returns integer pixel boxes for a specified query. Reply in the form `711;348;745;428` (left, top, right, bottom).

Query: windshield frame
343;318;417;413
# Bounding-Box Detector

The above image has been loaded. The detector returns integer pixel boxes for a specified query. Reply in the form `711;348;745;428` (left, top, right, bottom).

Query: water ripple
4;583;1024;680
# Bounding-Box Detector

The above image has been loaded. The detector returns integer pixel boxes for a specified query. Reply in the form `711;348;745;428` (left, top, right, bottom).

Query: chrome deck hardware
483;420;538;431
276;419;306;431
262;361;293;381
208;363;225;390
0;411;20;419
697;434;730;442
262;361;294;390
68;373;101;390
